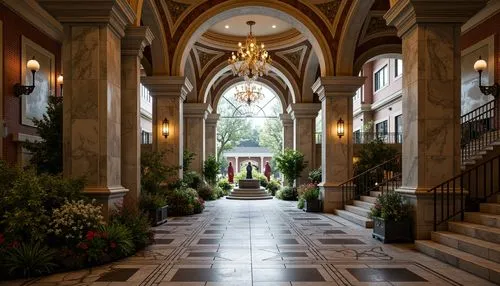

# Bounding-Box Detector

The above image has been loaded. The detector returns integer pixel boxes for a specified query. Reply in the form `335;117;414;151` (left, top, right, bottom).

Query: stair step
465;212;500;228
334;209;373;228
226;195;273;200
481;203;500;215
360;195;377;203
416;240;500;284
431;231;500;263
353;200;374;210
448;221;500;244
345;205;371;218
370;191;381;197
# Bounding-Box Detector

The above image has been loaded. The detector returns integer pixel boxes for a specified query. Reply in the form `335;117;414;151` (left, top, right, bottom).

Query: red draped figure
228;161;234;183
264;161;272;182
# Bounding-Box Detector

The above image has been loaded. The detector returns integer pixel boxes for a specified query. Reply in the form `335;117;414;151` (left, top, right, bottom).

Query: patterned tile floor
2;199;496;286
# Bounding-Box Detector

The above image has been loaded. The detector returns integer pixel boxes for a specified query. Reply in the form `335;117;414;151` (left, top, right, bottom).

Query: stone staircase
226;179;273;200
416;194;500;284
334;191;379;228
461;130;500;170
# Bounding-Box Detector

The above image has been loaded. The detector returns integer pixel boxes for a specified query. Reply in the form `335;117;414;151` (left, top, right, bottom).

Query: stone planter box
304;199;322;212
150;205;168;226
372;217;412;243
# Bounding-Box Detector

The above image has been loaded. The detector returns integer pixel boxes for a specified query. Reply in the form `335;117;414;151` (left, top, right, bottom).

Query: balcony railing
353;132;403;144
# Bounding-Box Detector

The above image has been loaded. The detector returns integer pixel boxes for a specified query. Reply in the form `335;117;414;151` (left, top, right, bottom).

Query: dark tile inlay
318;238;365;245
171;268;250;282
188;252;219;257
253;268;325;282
347;268;427;282
324;230;345;234
273;230;291;234
279;252;308;257
277;238;299;245
155;239;174;245
293;217;321;220
204;230;224;234
210;223;226;226
198;238;221;244
307;223;332;226
153;230;170;234
167;223;192;226
96;268;139;282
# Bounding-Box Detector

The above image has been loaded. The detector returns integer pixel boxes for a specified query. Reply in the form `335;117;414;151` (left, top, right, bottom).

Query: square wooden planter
304;199;322;212
372;217;412;243
150;205;168;226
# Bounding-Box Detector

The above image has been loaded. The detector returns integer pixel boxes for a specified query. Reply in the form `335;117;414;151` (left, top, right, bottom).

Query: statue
264;161;271;182
228;162;234;183
246;162;253;179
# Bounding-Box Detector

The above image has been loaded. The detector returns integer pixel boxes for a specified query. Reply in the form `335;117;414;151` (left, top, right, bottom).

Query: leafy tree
203;155;221;186
24;96;63;174
354;138;399;175
275;149;308;187
216;117;251;159
183;150;196;172
259;118;283;154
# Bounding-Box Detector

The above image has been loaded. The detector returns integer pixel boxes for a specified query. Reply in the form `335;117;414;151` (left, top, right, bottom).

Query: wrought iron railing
340;154;402;206
353;132;403;144
461;98;499;163
430;153;500;231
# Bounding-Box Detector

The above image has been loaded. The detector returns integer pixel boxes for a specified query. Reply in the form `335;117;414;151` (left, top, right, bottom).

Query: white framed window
394;59;403;78
374;65;388;92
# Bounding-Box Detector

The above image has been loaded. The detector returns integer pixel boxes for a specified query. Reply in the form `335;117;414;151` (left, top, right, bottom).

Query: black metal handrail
340;154;402;206
353;132;403;144
461;98;499;163
430;153;500;231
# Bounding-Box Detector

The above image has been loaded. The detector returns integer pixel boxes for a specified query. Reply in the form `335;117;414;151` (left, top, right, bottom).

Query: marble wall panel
294;117;316;186
185;117;205;173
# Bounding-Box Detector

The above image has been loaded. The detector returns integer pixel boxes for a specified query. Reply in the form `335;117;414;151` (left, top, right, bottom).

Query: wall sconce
337;118;345;139
162;118;170;138
57;74;63;95
14;56;40;97
474;56;499;97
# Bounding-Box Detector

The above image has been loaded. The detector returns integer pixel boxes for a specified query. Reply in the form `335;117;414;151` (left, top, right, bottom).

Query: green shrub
183;171;204;189
297;183;320;201
183;150;196;172
141;151;179;194
0;160;19;195
197;184;216;200
166;188;197;216
266;179;281;196
308;168;322;184
276;186;297;201
110;202;152;250
139;192;167;211
2;242;57;277
99;223;134;258
259;176;268;188
203;155;221;186
218;178;232;193
234;169;267;183
369;192;409;222
275;149;307;187
39;174;86;210
193;196;205;214
297;198;305;209
355;139;398;175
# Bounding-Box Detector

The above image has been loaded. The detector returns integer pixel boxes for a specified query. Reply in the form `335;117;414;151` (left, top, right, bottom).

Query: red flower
0;234;4;245
110;242;116;249
86;231;95;241
77;242;88;250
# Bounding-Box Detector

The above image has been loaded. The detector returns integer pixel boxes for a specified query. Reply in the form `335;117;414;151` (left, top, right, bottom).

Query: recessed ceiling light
272;25;277;28
225;25;230;29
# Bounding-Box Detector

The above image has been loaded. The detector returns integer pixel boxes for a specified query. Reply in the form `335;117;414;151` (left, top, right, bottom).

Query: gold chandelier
234;82;264;105
228;21;271;80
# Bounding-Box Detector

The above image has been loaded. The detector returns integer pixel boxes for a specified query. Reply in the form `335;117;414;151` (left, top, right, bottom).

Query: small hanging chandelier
228;21;271;81
234;82;264;105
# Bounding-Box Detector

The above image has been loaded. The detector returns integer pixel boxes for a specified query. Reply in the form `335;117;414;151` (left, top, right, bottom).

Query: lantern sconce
57;74;64;95
162;118;170;138
474;56;499;98
14;56;40;97
337;118;345;139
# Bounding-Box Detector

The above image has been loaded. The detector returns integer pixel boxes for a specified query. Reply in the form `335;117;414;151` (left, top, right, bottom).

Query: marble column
39;0;135;217
313;77;365;212
205;113;219;159
235;156;239;173
385;0;485;239
121;26;154;205
141;76;193;179
280;113;294;150
287;103;321;186
184;103;212;173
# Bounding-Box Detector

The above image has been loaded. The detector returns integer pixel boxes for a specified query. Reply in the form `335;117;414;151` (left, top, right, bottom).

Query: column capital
384;0;486;37
206;113;220;126
184;103;212;119
279;113;293;126
38;0;135;37
122;26;154;58
141;76;193;101
287;103;321;120
312;76;366;102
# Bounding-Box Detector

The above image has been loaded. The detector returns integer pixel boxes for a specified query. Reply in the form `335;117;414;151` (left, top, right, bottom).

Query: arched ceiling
209;14;293;37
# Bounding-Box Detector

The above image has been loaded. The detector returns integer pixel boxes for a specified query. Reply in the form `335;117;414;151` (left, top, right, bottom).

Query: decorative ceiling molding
275;45;308;76
357;11;397;46
192;44;226;76
314;0;342;25
161;0;197;34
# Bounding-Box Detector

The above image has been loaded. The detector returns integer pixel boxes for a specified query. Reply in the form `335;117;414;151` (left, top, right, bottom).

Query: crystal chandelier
234;82;264;105
228;21;271;80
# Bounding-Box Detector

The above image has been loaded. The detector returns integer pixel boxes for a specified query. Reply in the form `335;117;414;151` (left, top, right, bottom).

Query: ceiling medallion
228;21;272;81
234;82;264;106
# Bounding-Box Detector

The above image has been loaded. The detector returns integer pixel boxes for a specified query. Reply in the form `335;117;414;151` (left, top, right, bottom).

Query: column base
318;182;345;213
84;186;129;219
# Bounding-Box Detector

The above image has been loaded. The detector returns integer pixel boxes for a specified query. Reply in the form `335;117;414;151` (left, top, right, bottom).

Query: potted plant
369;191;412;243
275;149;308;187
297;183;321;212
140;193;168;226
